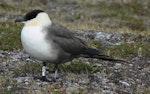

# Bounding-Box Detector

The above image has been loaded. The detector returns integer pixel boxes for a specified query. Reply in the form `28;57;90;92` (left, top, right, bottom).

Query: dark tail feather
91;55;127;62
81;48;128;63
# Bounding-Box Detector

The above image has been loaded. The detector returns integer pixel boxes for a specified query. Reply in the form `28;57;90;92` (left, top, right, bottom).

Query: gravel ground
0;31;150;94
0;0;150;93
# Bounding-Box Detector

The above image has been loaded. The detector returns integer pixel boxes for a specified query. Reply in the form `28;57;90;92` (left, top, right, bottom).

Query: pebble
0;31;149;94
119;80;130;87
7;86;12;90
114;63;122;69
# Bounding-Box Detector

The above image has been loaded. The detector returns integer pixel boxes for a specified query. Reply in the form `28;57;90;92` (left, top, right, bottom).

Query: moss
104;41;150;58
87;40;103;49
60;59;101;73
0;1;149;51
51;91;59;94
0;76;9;87
13;63;42;77
0;22;22;50
74;13;85;20
0;3;15;11
107;43;134;57
84;1;149;31
0;90;13;94
85;0;149;16
13;59;101;77
142;88;150;94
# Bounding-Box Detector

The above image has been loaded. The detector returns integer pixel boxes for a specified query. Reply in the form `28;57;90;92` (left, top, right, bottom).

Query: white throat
21;26;57;61
20;12;60;61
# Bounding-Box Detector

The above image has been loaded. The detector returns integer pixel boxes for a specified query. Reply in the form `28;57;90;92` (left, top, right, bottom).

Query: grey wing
46;23;87;55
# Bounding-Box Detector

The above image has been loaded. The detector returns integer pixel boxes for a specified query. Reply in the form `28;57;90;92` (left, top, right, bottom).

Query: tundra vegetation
0;0;149;94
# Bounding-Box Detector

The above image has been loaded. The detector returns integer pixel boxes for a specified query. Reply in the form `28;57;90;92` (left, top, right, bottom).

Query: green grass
0;3;15;11
13;59;101;77
104;41;150;58
0;90;13;94
84;1;149;31
142;88;150;94
0;22;22;50
87;40;103;49
51;91;59;94
60;59;101;73
0;76;9;87
0;1;149;94
85;1;150;18
13;63;42;77
0;0;149;50
0;76;20;93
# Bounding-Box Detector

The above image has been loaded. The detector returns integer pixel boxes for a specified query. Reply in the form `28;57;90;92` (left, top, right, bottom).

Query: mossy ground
0;0;150;93
104;41;150;58
0;0;149;50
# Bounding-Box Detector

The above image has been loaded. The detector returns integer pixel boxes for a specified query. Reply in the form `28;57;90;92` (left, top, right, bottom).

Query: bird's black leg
52;64;59;82
41;62;46;78
34;62;51;82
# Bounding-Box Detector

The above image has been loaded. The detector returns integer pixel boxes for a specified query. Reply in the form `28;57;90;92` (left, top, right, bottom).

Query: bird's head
15;10;52;26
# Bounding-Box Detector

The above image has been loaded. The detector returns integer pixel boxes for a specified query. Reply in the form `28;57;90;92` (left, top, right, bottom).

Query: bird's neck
24;13;52;27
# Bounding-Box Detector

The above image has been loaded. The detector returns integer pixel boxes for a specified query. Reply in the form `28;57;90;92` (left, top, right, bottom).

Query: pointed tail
81;48;128;63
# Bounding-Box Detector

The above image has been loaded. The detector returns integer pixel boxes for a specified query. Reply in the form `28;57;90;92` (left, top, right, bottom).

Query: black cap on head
24;10;44;21
15;10;44;22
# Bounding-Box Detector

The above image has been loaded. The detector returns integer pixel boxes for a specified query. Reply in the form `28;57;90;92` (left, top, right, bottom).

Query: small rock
95;32;112;40
0;51;5;57
114;63;122;69
102;90;114;94
16;77;23;83
7;86;12;90
25;81;29;85
119;80;130;87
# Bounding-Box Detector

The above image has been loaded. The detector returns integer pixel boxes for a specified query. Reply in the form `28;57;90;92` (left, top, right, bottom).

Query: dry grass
0;0;150;93
0;0;149;33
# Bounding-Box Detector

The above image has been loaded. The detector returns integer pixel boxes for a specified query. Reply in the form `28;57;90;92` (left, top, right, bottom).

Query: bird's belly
21;27;58;61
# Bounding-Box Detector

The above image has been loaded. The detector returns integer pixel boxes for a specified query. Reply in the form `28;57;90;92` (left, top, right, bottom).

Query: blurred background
0;0;150;30
0;0;149;50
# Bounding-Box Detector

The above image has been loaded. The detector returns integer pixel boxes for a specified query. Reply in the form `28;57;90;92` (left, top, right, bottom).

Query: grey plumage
15;10;127;82
44;23;125;63
46;23;87;55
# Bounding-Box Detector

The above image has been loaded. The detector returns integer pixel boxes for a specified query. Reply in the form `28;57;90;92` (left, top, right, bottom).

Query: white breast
21;26;58;61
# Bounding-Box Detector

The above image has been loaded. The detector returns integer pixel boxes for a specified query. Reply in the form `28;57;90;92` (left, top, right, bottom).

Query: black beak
15;16;26;22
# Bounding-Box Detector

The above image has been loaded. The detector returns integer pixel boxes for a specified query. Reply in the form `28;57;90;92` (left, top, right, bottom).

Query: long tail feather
81;48;129;63
92;54;128;63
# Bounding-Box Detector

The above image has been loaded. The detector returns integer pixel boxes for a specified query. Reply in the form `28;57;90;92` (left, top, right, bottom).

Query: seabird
15;10;126;81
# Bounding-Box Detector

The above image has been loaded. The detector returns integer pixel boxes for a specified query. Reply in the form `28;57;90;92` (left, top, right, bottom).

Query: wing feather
46;23;87;55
